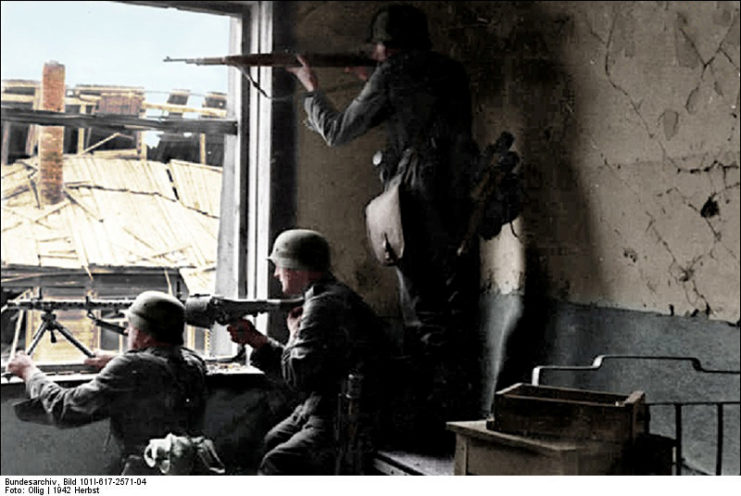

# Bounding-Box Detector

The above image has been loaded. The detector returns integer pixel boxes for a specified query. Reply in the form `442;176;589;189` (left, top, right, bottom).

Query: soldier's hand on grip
7;351;40;381
227;319;268;349
286;306;304;338
84;350;117;370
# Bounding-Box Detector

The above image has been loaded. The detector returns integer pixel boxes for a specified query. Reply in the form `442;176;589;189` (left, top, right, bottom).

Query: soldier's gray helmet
126;291;185;345
367;4;431;50
268;229;331;272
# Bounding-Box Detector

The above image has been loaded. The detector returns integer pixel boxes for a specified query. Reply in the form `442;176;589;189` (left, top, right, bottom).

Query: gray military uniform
25;347;207;474
250;274;389;474
302;50;482;447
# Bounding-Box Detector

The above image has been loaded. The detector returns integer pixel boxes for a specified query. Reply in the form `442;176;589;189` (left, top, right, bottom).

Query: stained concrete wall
477;1;740;323
287;1;739;473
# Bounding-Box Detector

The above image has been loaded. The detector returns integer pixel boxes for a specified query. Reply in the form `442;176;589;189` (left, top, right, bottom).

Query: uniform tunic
25;347;207;473
302;49;483;444
250;274;389;474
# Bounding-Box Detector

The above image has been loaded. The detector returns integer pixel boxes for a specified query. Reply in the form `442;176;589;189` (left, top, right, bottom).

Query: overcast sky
1;1;231;102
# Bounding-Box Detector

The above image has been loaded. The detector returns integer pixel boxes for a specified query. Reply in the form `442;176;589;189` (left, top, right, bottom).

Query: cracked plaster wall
477;1;740;323
574;1;740;323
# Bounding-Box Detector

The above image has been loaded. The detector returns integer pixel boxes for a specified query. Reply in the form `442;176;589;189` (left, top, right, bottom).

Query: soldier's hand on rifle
84;350;117;370
7;351;41;382
286;55;319;92
286;306;303;338
227;319;268;350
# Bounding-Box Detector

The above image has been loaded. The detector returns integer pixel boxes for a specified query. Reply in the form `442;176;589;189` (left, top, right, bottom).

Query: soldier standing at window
286;4;483;450
6;291;207;475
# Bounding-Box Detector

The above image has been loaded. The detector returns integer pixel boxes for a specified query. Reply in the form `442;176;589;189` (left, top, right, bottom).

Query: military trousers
392;240;483;450
259;402;336;475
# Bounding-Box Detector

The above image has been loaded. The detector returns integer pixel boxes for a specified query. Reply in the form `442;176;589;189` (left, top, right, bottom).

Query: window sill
1;361;265;387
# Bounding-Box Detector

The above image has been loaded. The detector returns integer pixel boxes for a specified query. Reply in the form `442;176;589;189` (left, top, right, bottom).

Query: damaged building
0;0;739;479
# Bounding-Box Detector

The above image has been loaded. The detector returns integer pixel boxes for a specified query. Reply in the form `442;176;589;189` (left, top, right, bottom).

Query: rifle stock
164;52;375;68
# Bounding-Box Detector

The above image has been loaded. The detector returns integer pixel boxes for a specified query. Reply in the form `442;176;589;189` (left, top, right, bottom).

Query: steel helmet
126;290;185;345
268;229;331;272
367;4;432;50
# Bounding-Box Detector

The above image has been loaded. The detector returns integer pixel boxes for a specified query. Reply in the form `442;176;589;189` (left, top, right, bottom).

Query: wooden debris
1;106;237;135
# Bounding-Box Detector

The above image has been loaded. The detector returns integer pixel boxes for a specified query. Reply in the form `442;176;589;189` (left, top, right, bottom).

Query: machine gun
184;294;303;328
4;296;133;314
3;297;135;359
164;52;375;68
3;294;302;376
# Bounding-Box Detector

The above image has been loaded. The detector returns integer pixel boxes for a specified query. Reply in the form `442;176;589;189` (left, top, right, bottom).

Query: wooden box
448;421;627;475
487;383;647;443
446;421;672;475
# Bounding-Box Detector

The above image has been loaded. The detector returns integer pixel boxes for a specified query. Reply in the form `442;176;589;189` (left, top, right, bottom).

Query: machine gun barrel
5;297;134;313
164;52;375;68
185;294;304;328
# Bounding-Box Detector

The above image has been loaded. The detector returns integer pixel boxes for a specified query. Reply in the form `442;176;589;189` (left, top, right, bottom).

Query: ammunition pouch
365;149;417;266
144;433;225;475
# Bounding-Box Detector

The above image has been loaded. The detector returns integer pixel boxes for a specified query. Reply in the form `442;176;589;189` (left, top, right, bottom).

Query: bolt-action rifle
165;53;375;101
164;52;375;68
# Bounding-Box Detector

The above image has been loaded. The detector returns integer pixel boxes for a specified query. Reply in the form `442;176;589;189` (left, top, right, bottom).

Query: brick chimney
38;61;65;206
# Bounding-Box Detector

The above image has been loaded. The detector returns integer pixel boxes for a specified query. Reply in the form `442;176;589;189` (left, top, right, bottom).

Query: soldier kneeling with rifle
227;229;392;475
6;291;209;475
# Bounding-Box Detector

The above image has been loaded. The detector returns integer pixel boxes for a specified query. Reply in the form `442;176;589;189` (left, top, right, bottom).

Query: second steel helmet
367;4;431;50
268;229;331;272
126;290;185;345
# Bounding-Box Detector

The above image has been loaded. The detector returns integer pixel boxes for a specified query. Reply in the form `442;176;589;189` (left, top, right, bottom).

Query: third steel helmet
268;229;331;272
367;4;431;50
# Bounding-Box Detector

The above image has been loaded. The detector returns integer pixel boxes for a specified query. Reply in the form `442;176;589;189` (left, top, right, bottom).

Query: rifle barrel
164;53;375;68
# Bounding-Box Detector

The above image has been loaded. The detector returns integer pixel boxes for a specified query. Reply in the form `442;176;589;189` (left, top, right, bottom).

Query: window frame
1;1;274;368
212;0;274;356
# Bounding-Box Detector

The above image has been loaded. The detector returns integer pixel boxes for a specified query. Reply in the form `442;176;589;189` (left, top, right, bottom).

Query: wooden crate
447;421;672;475
487;383;647;443
448;420;627;475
